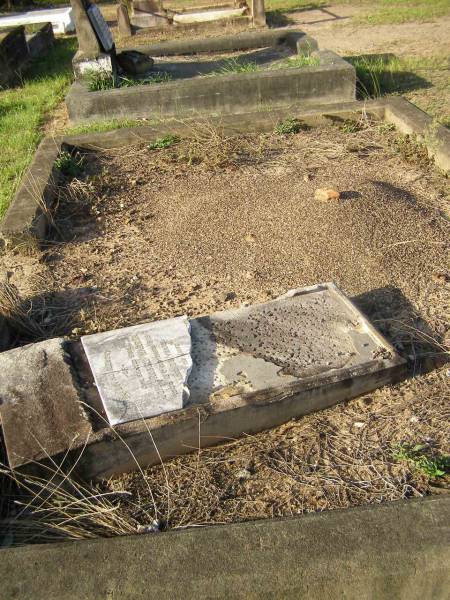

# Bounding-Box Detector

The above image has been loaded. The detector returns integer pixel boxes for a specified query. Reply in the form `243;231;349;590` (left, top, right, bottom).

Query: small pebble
314;188;340;202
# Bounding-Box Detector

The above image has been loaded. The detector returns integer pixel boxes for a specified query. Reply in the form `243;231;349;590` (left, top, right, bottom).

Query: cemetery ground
1;115;449;542
0;0;449;546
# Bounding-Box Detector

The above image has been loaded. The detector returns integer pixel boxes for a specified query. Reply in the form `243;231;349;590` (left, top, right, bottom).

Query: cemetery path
289;6;450;58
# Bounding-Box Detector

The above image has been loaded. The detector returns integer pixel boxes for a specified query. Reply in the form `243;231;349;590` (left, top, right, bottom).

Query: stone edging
0;495;448;599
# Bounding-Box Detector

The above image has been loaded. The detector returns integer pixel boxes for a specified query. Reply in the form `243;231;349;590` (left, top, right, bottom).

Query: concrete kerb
0;495;449;599
123;28;318;56
1;97;449;251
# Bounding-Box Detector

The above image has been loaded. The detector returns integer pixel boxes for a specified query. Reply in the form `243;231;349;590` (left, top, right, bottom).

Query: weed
378;122;396;134
392;134;431;167
339;119;364;134
86;69;115;92
275;117;306;135
393;443;450;479
148;134;180;150
273;54;320;70
87;70;172;92
346;54;445;100
207;58;260;77
120;72;172;87
142;72;172;85
54;151;84;177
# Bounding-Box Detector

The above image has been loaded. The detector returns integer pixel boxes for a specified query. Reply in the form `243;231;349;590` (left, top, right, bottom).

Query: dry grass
1;365;448;546
0;279;80;343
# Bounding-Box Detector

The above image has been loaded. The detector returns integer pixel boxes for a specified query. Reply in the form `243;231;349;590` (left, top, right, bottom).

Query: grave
128;0;265;30
0;7;74;35
0;283;405;480
66;0;355;123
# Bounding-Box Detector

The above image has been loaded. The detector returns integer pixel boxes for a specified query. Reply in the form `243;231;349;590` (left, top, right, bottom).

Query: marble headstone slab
87;4;114;53
81;316;192;425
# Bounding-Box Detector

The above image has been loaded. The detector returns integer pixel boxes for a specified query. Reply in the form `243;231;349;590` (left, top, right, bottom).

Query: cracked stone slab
81;316;192;426
0;338;92;469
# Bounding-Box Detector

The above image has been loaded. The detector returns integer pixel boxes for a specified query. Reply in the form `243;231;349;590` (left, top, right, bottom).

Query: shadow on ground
344;53;431;99
353;286;448;374
267;3;348;27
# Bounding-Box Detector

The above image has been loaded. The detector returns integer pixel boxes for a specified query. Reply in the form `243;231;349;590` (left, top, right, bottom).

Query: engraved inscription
81;316;192;425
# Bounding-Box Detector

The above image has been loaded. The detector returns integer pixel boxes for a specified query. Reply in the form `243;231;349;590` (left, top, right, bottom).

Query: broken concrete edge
120;28;316;56
0;338;92;470
1;97;448;250
1;496;448;599
65;49;353;123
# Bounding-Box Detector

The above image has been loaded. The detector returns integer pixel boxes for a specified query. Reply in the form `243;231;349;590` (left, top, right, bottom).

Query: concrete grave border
66;49;355;123
0;495;448;598
66;27;357;123
1;96;449;250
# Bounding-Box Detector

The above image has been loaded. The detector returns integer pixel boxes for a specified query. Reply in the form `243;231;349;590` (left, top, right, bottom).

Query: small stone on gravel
314;188;340;202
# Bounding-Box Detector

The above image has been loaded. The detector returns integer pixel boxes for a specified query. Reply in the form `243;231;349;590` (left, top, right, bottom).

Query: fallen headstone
0;283;406;479
81;316;192;425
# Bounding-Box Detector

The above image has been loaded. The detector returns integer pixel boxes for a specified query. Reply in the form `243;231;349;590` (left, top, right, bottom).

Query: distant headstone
117;3;133;37
26;22;55;59
133;0;162;15
81;316;192;425
131;0;171;28
251;0;266;26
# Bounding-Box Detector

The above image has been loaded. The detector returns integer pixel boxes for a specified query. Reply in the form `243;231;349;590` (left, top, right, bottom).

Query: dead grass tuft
0;279;81;343
0;281;46;339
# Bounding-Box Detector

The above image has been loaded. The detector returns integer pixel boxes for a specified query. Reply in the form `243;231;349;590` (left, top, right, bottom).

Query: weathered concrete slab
81;316;192;425
0;338;92;469
0;496;448;599
188;284;390;404
0;283;405;478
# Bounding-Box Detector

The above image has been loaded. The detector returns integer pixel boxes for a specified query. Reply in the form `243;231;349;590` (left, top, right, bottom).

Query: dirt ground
1;119;449;534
